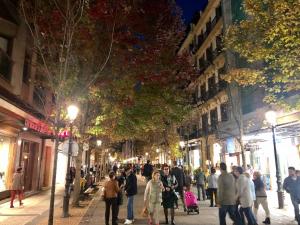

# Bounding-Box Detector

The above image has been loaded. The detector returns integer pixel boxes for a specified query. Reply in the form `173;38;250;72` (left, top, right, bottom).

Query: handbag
141;206;148;217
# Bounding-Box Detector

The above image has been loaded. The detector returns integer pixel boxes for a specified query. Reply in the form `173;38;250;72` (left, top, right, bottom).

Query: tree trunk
48;107;61;225
72;143;83;207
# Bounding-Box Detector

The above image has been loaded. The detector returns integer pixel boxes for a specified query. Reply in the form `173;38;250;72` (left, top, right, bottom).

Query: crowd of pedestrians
101;161;300;225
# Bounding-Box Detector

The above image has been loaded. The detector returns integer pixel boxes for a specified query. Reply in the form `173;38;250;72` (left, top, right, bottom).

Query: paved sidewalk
79;175;298;225
0;185;64;225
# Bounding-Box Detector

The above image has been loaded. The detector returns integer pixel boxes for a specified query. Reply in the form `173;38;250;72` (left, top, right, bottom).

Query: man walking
207;167;218;207
283;167;300;224
171;161;186;211
194;167;206;201
234;166;257;225
217;162;242;225
142;160;153;182
124;166;137;225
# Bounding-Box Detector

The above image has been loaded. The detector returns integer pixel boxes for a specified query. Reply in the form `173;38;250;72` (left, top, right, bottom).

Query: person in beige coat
10;167;24;208
144;170;164;225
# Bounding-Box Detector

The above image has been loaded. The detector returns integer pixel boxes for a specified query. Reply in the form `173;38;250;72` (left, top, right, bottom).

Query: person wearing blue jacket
124;166;137;225
283;167;300;225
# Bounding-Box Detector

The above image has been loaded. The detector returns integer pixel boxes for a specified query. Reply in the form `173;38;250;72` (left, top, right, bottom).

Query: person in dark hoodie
171;161;186;211
283;167;300;224
124;166;137;225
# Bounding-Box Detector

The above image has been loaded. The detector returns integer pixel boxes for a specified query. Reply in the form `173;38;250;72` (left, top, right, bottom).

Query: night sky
176;0;208;24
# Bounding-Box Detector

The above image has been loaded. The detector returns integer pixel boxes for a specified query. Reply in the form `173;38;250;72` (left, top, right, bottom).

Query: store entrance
20;141;39;191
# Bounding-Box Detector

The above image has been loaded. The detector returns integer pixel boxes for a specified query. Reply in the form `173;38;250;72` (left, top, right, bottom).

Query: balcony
0;49;12;81
188;129;204;140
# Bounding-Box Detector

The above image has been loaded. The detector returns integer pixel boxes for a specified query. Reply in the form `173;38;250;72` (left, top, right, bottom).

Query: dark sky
176;0;208;24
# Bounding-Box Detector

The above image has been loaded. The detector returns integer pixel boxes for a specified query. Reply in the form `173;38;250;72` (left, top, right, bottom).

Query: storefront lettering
25;119;53;135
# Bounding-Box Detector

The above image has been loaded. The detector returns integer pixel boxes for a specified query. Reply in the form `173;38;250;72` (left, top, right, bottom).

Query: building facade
0;1;55;200
178;0;228;171
179;0;300;190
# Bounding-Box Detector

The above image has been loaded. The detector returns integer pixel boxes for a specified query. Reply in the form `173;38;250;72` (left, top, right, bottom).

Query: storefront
0;135;16;198
243;123;300;190
0;99;54;200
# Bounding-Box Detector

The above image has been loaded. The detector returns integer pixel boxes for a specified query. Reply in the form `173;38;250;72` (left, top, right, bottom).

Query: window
33;86;46;109
216;4;222;19
208;76;216;98
23;50;31;84
206;44;213;62
200;84;206;101
210;108;218;130
201;113;208;133
221;103;229;121
0;36;12;81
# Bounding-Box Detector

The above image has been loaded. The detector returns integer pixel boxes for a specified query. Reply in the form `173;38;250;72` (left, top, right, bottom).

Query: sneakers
124;219;133;224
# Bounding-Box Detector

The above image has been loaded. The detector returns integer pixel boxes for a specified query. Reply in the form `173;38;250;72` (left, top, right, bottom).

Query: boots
263;217;271;224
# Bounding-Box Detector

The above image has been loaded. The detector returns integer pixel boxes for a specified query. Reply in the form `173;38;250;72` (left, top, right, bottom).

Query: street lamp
265;110;284;209
97;139;102;147
62;104;79;217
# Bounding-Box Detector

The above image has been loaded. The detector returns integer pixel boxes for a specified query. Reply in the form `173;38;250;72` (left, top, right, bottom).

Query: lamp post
265;110;284;209
62;105;79;217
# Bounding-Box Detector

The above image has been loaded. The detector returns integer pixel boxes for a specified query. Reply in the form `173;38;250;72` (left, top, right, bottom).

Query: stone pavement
79;175;298;225
0;176;298;225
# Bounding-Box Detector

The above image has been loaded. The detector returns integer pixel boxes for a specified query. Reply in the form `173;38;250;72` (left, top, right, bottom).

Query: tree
224;0;300;107
89;0;195;151
19;0;115;223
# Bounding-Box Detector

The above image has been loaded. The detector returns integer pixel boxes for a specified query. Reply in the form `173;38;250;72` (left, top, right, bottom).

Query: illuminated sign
25;119;53;135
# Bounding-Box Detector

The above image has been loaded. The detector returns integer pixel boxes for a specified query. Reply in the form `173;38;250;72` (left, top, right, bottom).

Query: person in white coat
234;167;257;225
207;167;218;207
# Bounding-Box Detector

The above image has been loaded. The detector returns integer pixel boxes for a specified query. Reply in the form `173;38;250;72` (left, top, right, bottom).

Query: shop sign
25;119;53;135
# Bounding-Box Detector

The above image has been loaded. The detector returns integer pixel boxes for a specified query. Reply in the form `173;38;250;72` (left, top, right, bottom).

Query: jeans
197;184;206;200
127;195;134;220
105;198;118;225
219;205;243;225
291;195;300;223
239;207;257;225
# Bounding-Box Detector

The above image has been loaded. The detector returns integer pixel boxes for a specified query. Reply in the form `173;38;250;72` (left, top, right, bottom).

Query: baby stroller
184;191;199;215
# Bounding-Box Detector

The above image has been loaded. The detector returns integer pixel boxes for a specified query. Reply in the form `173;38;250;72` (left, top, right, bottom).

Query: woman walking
253;171;271;224
104;171;120;225
161;164;178;225
144;170;164;225
10;167;24;208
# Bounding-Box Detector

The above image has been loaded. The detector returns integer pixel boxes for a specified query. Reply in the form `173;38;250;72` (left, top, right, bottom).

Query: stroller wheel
197;209;199;214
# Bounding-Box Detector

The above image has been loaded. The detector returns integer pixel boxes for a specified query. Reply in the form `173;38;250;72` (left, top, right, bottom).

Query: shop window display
0;136;10;191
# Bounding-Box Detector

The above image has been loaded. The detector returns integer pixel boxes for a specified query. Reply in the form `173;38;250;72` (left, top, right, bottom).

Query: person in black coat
115;169;126;221
124;166;137;224
171;161;186;211
142;160;153;182
283;167;300;224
